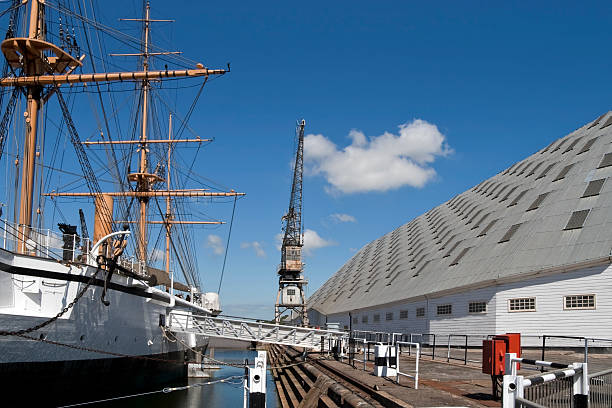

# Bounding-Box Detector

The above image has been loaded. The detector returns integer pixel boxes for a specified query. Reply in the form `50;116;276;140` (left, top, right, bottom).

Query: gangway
166;311;346;349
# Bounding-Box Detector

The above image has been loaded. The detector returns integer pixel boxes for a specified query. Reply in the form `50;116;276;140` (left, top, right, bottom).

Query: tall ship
0;0;242;404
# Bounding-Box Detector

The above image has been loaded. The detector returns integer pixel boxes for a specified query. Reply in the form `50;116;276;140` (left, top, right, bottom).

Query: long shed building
307;113;612;342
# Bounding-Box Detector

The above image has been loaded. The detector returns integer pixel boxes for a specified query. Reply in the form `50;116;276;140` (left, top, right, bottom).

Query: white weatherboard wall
495;263;612;344
310;263;612;344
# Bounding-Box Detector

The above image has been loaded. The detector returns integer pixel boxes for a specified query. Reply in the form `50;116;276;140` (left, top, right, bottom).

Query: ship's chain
0;267;101;337
15;333;184;364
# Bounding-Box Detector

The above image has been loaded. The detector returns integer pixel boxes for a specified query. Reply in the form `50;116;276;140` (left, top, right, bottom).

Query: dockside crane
275;120;309;326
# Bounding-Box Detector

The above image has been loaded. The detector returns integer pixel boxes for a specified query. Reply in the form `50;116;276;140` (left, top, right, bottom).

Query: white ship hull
0;248;210;405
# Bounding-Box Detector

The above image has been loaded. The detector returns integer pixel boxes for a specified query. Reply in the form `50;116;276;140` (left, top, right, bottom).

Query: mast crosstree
275;120;309;326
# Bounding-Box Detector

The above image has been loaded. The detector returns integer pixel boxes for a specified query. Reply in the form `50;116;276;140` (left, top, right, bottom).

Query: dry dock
268;345;612;407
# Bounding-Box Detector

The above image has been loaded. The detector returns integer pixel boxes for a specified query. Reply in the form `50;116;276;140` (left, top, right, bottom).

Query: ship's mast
138;3;151;263
165;115;172;279
17;0;43;253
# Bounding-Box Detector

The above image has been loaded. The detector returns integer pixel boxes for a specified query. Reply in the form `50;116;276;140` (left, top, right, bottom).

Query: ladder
166;311;345;349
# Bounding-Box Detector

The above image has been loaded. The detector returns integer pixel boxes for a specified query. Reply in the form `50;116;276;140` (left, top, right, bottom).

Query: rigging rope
217;195;237;295
56;375;244;407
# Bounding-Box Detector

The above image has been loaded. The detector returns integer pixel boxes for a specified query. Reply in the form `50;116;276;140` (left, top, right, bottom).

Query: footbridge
166;311;346;349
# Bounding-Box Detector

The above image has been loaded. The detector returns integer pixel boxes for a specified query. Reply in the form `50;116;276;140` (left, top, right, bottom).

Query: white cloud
150;248;164;263
206;234;224;255
240;241;266;258
304;119;452;194
274;229;335;256
303;229;335;255
329;213;356;223
274;233;283;251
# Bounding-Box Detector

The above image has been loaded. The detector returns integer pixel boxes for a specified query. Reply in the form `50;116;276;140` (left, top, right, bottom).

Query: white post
396;343;400;384
447;335;451;362
170;269;174;297
414;343;420;390
572;362;589;408
505;352;517;376
72;233;76;261
45;229;49;257
243;372;248;408
363;340;367;371
502;374;518;408
248;350;267;407
2;219;6;249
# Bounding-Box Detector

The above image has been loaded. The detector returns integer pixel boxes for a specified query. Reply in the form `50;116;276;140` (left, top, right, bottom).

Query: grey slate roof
308;112;612;315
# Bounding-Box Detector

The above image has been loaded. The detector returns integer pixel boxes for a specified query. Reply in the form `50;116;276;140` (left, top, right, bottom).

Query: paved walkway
315;350;612;407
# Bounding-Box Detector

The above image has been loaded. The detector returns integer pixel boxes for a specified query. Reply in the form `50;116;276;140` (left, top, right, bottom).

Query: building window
286;289;296;296
386;312;393;321
416;308;425;318
509;297;536;312
436;304;452;315
362;315;368;323
399;310;408;319
373;314;380;322
564;295;595;310
469;301;487;314
352;317;358;324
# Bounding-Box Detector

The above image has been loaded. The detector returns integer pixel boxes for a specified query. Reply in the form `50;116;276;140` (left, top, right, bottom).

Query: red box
493;333;521;371
482;339;506;375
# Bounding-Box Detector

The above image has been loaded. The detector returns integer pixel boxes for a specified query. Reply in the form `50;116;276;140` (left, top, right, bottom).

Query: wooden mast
137;2;152;264
17;0;43;253
165;114;172;281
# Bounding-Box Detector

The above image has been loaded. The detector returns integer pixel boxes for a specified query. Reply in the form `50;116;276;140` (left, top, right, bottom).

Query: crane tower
275;120;309;326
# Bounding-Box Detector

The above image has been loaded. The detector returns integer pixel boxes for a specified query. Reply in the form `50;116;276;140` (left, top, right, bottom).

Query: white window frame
508;297;536;312
436;304;452;316
563;294;596;310
416;307;425;318
468;301;487;314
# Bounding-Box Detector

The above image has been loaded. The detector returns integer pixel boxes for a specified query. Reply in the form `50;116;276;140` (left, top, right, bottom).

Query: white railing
166;311;347;350
0;218;90;262
502;352;588;408
394;341;420;389
351;338;369;371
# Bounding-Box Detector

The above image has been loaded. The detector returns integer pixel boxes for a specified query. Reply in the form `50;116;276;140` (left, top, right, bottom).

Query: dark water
90;350;280;408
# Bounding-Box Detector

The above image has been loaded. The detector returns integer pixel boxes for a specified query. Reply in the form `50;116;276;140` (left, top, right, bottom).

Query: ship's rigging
0;0;244;292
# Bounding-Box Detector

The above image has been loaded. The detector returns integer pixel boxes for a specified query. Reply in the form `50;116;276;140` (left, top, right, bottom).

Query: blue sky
2;1;612;319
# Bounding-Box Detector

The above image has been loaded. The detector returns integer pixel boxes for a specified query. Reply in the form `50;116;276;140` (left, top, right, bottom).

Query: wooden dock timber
267;344;507;408
267;344;376;408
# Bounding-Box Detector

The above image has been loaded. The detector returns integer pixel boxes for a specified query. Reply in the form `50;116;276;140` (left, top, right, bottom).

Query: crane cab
281;285;301;305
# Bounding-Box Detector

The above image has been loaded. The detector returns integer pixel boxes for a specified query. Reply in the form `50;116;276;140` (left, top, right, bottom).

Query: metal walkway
166;311;345;349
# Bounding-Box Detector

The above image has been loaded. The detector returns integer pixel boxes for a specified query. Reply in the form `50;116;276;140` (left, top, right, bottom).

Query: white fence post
503;374;519;408
573;362;589;408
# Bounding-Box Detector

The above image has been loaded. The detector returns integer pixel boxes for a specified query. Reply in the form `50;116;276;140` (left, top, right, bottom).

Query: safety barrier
502;353;588;408
589;367;612;408
394;341;420;389
349;338;370;371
